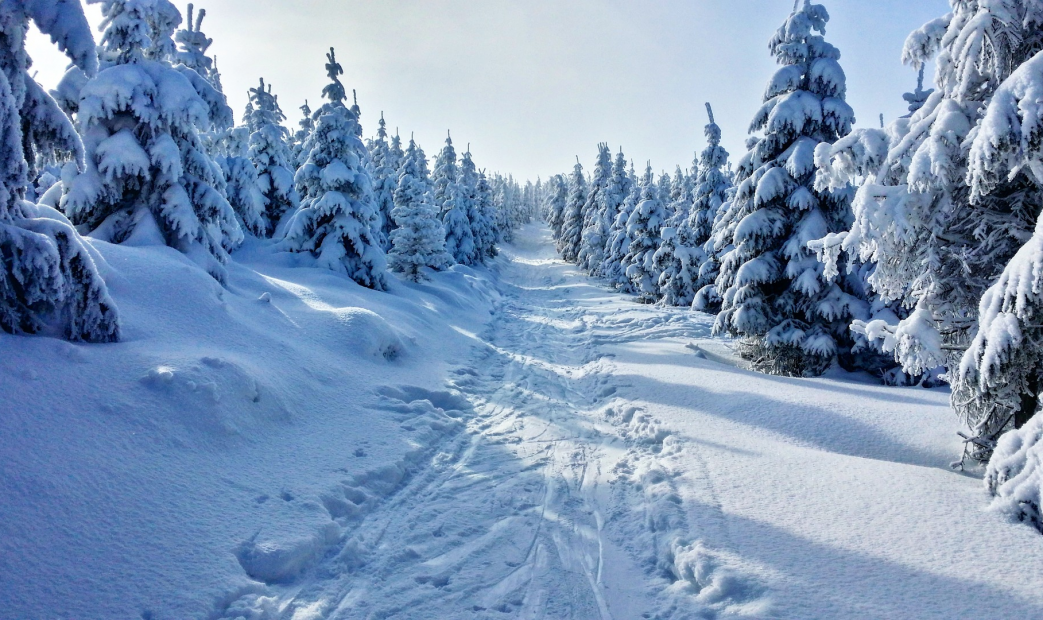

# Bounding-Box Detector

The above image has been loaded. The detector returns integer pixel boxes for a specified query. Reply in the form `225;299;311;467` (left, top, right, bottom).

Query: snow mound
986;416;1043;533
235;521;342;584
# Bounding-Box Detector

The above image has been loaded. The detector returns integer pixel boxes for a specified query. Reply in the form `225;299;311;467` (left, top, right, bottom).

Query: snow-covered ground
4;223;1043;619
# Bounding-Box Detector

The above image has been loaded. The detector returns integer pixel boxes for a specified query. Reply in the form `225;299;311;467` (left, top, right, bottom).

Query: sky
26;0;951;182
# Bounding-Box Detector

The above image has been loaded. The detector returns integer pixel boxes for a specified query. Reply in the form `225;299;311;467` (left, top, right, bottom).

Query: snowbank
0;237;498;618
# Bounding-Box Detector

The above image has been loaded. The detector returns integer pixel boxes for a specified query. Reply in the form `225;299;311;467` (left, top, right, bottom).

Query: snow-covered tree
62;0;243;283
212;126;266;236
0;0;120;342
456;148;488;265
431;132;458;219
367;113;397;250
473;169;498;261
654;164;697;306
624;164;668;303
245;78;298;236
814;1;1043;438
558;160;586;262
713;2;865;377
691;103;732;312
950;47;1043;464
545;174;567;241
388;137;451;280
602;157;638;291
291;100;313;166
577;143;612;274
283;48;387;290
442;181;474;266
172;3;232;135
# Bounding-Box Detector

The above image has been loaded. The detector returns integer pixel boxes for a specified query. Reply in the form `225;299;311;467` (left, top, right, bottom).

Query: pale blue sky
27;0;950;181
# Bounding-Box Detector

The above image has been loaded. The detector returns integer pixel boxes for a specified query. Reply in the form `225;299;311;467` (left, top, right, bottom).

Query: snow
7;222;1043;618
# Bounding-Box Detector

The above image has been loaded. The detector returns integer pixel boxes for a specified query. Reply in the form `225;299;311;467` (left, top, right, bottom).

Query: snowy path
225;224;1043;620
262;225;678;618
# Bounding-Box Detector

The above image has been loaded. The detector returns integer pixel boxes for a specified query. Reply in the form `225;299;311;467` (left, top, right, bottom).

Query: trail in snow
219;224;758;619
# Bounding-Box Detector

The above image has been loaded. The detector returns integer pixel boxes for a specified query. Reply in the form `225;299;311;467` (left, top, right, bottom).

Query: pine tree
291;100;313;166
431;131;458;219
62;0;243;283
212;126;266;236
692;103;732;312
367;113;396;250
713;1;865;376
245;78;298;236
0;0;120;343
814;1;1043;442
388;137;452;280
602;158;638;291
456;148;487;265
624;164;668;303
577;143;612;274
558;159;586;262
172;3;232;133
474;169;498;260
654;164;697;306
545;174;568;241
283;48;387;290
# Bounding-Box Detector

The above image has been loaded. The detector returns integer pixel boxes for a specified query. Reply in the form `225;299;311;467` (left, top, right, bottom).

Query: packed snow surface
4;224;1043;618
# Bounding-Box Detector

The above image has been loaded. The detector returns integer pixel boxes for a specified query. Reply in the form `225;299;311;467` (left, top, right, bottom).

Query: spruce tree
367;113;396;250
545;174;568;242
291;100;313;166
577;143;612;274
654;164;697;306
601;153;635;290
213;126;266;236
691;103;732;312
388;137;452;280
0;0;120;342
431;132;458;219
457;148;487;265
63;0;243;283
713;1;865;376
474;169;498;260
624;164;668;303
283;48;387;290
245;78;298;236
558;159;586;262
814;1;1043;442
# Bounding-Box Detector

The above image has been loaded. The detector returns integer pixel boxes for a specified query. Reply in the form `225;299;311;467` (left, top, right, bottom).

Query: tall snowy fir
212;126;266;236
442;183;475;266
654;164;697;306
388;137;451;280
813;1;1043;446
624;164;668;303
291;100;313;165
692;103;732;312
712;2;865;376
601;154;636;291
558;160;586;262
545;174;567;242
453;148;485;265
245;78;298;235
367;113;397;250
0;0;120;342
473;169;498;261
577;144;612;274
283;48;387;290
62;0;243;283
431;132;458;219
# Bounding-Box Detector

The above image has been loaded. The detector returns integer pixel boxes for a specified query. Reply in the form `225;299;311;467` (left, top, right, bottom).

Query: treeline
542;1;1043;529
0;0;538;342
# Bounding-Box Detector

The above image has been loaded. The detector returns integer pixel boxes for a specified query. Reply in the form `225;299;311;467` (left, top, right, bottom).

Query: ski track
217;226;767;620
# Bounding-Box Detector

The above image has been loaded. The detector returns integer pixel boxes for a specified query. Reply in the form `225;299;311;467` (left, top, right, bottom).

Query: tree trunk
1016;372;1040;429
